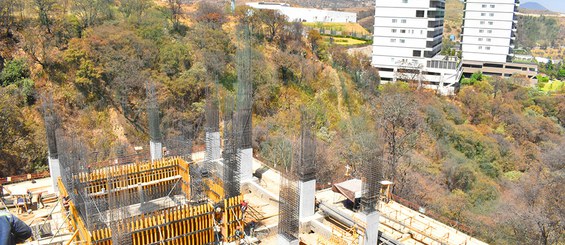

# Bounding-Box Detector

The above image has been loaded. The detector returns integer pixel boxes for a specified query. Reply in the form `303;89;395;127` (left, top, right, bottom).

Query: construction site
0;24;489;245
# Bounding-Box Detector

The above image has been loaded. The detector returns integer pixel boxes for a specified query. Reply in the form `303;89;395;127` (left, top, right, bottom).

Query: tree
167;0;182;32
0;0;17;36
257;9;287;43
376;85;423;184
119;0;150;22
34;0;58;34
72;0;112;33
193;1;225;29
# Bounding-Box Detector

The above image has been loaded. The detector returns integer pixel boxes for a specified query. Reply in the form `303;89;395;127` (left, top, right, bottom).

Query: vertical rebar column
278;156;300;245
236;24;254;182
223;96;241;198
109;173;133;245
360;140;382;244
41;94;61;192
205;81;221;163
297;109;316;220
146;81;162;161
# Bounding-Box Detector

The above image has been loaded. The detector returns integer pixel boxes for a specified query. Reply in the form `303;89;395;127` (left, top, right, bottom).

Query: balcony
428;20;444;28
430;1;445;9
427;29;443;39
427;11;445;19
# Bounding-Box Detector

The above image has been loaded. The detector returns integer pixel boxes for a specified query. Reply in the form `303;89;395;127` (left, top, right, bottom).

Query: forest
0;0;564;244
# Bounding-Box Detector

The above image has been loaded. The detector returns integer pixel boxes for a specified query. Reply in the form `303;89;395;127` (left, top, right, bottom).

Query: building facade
461;0;518;63
246;2;357;23
461;0;538;78
372;0;462;95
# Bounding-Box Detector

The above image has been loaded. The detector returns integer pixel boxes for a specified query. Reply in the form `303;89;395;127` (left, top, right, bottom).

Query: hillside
0;1;564;244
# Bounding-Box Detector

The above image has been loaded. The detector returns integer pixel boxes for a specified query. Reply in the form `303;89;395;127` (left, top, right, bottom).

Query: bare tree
376;87;423;186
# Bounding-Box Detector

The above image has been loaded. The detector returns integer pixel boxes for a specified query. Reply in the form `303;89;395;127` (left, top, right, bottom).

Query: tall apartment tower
461;0;518;63
461;0;538;78
372;0;462;95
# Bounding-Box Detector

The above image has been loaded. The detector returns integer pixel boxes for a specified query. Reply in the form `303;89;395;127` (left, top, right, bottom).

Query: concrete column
48;156;61;193
150;141;162;161
239;148;253;182
277;235;299;245
299;179;316;219
362;212;380;245
206;132;221;160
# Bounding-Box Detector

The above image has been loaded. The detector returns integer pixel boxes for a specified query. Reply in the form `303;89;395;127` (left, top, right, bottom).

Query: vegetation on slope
0;1;564;244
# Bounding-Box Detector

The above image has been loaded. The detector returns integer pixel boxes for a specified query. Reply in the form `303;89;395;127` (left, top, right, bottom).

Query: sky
522;0;565;13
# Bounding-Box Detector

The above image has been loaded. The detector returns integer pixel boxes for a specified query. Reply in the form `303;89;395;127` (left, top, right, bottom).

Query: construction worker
37;193;44;209
0;211;32;244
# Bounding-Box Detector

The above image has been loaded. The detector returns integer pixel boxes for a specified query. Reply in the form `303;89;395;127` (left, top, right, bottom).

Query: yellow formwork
58;157;245;245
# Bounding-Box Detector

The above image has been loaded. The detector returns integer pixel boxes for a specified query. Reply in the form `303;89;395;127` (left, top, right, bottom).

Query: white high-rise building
460;0;538;78
461;0;518;63
372;0;462;95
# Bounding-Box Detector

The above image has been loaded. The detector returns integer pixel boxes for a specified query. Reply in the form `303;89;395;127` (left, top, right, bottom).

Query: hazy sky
522;0;565;13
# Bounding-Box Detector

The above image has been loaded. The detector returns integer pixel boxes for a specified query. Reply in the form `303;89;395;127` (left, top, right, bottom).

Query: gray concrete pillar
150;140;162;161
299;179;316;220
362;212;380;245
277;234;299;245
239;148;253;182
48;156;61;193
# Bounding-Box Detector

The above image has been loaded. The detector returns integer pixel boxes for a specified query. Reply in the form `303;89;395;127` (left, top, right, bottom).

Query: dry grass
303;22;371;35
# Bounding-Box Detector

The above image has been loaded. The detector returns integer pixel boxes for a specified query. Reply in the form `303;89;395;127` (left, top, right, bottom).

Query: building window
487;38;491;42
489;13;495;17
479;29;484;33
392;29;397;33
402;0;408;3
479;46;483;50
488;21;493;25
490;4;495;8
392;19;397;23
482;4;487;8
478;38;483;41
487;30;492;33
481;13;486;16
413;50;422;57
400;29;406;33
400;39;405;43
486;47;491;50
416;10;425;17
391;39;396;43
401;19;407;23
480;21;485;25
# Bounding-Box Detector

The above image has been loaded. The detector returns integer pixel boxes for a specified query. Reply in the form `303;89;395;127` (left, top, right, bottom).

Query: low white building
246;2;357;23
371;0;462;95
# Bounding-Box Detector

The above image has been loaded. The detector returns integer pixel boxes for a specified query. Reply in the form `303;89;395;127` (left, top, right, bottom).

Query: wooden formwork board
58;157;246;245
91;204;216;245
